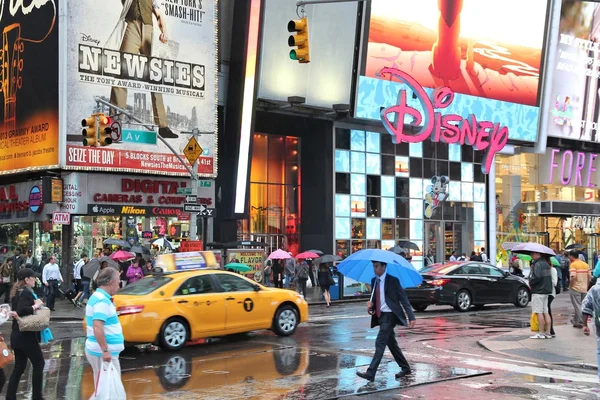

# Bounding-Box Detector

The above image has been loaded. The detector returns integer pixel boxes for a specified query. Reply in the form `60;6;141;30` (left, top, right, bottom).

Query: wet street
1;292;599;399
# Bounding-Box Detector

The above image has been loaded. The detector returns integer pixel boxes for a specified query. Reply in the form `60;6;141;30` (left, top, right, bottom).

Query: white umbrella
151;238;173;249
268;249;291;259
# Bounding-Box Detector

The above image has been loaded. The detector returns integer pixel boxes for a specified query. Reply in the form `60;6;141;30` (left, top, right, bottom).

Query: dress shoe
395;369;412;378
356;371;374;382
158;127;179;139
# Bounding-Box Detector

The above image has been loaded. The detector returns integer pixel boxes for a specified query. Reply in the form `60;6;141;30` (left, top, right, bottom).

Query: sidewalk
479;324;598;370
50;299;85;320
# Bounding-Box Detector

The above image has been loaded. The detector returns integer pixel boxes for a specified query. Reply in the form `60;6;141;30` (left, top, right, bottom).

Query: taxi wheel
159;318;189;351
273;305;298;336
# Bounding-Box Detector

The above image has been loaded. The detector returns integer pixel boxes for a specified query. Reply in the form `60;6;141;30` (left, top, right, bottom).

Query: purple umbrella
512;243;556;256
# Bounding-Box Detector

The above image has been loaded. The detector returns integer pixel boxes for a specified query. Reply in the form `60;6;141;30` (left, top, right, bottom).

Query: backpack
297;265;308;280
471;254;482;262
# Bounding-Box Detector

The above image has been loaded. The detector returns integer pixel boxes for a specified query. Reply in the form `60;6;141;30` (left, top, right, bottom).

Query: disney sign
379;68;509;174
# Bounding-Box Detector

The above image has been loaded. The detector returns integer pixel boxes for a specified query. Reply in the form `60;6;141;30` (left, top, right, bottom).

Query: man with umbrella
356;260;416;381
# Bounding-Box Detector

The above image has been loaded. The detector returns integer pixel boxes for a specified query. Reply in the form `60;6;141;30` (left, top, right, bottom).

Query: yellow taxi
111;269;309;351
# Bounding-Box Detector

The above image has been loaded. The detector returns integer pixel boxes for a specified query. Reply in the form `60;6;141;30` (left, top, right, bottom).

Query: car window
118;276;172;295
484;266;505;277
454;264;482;275
175;275;215;296
215;274;256;292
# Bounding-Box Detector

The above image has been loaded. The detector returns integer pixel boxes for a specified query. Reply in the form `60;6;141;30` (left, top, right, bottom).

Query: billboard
0;1;59;174
356;0;550;143
547;0;600;142
65;0;217;177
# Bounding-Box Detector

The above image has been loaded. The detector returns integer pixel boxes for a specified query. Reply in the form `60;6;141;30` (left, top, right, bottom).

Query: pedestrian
263;259;272;287
457;253;467;261
126;261;144;285
581;277;600;382
561;251;571;290
92;261;110;292
529;251;553;339
470;251;482;262
548;255;559;338
480;247;489;263
10;247;24;278
317;264;333;307
356;261;416;382
295;259;309;298
85;268;124;395
73;253;86;304
0;258;13;304
307;259;316;288
25;249;39;273
42;256;63;311
449;250;457;262
423;250;434;266
6;268;45;400
273;260;284;288
75;254;90;307
284;254;295;289
142;259;154;276
569;250;591;328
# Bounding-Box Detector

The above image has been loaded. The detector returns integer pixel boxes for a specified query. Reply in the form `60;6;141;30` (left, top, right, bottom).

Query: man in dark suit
356;261;416;381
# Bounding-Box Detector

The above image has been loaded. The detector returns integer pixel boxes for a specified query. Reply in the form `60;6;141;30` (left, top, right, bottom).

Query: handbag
328;272;335;286
17;307;50;332
0;336;13;368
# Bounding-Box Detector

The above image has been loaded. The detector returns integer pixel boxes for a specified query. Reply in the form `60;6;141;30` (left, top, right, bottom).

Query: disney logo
379;67;508;174
80;34;100;46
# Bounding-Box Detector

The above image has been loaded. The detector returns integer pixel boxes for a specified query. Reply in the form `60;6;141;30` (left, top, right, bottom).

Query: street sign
183;136;203;166
52;212;70;225
184;204;203;212
180;240;204;252
183;204;216;217
121;129;157;145
199;180;212;187
185;195;198;203
176;187;193;195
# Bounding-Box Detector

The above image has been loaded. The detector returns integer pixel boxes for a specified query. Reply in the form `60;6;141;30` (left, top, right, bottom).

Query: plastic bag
91;361;126;400
530;312;538;332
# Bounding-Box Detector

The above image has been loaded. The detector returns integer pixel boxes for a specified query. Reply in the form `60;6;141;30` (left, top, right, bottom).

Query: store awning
533;201;600;217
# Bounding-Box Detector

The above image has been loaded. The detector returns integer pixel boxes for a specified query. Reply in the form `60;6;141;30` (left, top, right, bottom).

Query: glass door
425;221;443;264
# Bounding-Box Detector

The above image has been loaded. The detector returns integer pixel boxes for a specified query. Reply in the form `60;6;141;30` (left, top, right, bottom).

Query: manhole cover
485;386;538;395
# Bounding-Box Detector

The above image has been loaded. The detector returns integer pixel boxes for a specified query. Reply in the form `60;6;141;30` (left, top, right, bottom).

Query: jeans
597;336;600;381
264;271;271;287
6;344;45;400
46;279;59;310
284;272;293;289
296;278;307;298
561;268;570;289
548;295;555;335
80;280;91;303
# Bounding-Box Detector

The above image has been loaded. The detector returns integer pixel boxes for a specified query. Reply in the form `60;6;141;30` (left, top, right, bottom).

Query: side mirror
253;284;261;291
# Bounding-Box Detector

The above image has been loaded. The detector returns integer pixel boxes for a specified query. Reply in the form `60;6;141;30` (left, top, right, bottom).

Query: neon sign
549;148;597;187
379;68;509;174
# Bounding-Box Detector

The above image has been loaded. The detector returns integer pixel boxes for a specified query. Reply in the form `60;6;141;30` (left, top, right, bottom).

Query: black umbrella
103;239;131;248
129;245;150;255
313;254;342;265
397;241;420;251
307;249;324;256
82;259;100;279
565;243;585;250
99;256;120;270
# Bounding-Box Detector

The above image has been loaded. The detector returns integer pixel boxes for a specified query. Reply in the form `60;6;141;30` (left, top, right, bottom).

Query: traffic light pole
296;0;370;5
93;96;198;179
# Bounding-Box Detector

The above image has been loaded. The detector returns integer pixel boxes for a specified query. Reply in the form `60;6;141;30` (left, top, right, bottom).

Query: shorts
531;294;549;313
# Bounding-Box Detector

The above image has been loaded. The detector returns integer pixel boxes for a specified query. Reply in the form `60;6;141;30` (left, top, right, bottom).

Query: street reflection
79;339;311;398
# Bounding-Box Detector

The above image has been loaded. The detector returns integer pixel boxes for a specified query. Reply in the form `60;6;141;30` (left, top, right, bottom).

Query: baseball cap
17;268;40;280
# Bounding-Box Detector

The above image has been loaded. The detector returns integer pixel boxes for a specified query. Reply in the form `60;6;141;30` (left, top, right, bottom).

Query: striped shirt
85;288;124;357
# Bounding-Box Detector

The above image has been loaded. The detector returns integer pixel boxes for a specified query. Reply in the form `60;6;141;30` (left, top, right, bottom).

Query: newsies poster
65;0;217;177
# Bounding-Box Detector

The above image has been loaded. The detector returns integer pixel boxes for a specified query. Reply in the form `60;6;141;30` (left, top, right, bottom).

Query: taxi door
214;273;271;331
172;274;226;335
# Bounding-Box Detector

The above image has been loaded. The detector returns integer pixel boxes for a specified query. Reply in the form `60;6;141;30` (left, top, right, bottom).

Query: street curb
309;298;366;306
477;338;599;371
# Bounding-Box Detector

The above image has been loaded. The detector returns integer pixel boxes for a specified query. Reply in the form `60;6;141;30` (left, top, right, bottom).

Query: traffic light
98;115;113;146
81;116;97;147
288;17;309;63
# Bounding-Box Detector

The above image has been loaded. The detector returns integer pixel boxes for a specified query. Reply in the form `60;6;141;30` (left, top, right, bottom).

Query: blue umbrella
337;249;423;288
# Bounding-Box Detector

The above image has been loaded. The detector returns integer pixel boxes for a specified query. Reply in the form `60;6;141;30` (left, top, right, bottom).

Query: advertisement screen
0;1;58;174
65;0;217;177
356;0;550;143
548;0;600;142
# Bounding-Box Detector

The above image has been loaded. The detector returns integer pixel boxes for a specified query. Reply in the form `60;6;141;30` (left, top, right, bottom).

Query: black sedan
405;262;530;312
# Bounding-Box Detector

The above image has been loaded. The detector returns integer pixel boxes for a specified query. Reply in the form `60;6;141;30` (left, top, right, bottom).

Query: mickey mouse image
424;175;449;218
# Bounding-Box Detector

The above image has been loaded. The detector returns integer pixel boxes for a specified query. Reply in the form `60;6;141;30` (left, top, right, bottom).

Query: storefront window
239;134;301;254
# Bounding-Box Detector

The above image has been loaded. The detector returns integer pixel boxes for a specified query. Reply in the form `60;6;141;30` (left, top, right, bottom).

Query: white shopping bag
90;361;126;400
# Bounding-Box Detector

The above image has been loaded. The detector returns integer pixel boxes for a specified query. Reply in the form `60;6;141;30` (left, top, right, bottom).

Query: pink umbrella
296;251;320;259
110;250;136;262
268;249;292;260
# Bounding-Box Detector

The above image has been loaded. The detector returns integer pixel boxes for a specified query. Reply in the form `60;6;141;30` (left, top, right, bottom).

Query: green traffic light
289;50;297;60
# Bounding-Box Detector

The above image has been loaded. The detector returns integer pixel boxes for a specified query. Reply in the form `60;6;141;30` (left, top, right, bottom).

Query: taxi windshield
118;276;172;295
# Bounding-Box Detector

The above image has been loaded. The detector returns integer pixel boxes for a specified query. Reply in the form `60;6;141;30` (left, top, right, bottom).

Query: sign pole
189;128;199;240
